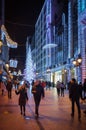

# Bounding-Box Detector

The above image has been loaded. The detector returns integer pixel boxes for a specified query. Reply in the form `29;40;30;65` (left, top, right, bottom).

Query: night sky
4;0;44;71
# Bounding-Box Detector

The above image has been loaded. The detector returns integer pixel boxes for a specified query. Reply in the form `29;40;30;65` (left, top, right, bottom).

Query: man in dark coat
32;80;45;118
83;79;86;114
15;82;28;116
69;78;81;120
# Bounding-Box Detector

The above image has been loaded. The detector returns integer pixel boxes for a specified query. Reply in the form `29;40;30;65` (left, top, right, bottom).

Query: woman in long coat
15;82;28;116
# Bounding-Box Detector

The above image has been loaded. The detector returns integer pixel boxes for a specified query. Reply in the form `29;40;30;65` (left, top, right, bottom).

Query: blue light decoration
80;0;86;11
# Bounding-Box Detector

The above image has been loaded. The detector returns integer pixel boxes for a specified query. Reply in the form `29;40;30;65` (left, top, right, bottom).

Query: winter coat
69;82;81;101
32;84;45;99
6;81;13;91
15;88;28;106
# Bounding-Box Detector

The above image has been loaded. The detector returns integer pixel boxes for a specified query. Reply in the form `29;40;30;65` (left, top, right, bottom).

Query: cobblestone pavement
0;87;86;130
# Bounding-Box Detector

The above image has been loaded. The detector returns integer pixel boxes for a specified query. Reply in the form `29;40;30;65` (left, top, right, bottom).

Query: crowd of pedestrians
55;78;86;121
0;70;86;121
56;81;66;97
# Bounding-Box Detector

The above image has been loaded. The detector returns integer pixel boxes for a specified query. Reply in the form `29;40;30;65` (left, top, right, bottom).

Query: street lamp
72;55;82;67
72;54;82;83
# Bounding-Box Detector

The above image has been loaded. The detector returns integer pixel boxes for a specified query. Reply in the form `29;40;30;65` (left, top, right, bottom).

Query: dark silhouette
1;81;6;95
78;82;83;100
56;81;61;97
6;79;13;99
83;78;86;99
83;79;86;114
32;80;45;118
15;82;28;116
60;82;65;97
69;78;81;121
0;70;3;88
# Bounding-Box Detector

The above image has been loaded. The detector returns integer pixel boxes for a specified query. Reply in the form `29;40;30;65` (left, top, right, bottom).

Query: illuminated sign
9;59;18;68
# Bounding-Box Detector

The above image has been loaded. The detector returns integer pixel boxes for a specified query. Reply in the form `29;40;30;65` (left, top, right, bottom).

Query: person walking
32;80;45;118
56;81;61;97
78;82;83;100
15;81;28;116
6;79;13;99
82;79;86;114
60;82;65;97
0;81;6;95
69;78;81;121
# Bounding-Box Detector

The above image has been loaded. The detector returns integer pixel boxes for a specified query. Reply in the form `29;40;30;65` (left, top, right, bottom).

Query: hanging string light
0;40;3;53
1;25;18;48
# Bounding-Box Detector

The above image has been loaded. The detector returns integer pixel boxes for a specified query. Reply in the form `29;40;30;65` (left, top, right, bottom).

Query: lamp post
72;54;82;83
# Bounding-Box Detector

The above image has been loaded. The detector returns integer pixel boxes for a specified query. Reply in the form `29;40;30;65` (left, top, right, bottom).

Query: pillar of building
67;0;73;81
62;13;68;62
68;0;73;58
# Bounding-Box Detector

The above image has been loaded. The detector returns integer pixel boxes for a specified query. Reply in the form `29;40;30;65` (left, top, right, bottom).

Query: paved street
0;87;86;130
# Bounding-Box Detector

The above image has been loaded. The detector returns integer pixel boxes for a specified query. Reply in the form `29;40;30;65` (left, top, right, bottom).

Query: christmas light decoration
24;44;36;96
24;45;36;83
1;25;17;48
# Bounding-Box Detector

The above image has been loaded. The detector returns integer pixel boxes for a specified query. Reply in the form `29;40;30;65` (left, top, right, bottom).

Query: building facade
33;0;86;85
78;0;86;83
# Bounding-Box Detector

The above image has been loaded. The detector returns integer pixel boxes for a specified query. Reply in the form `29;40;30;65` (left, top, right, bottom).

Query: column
62;13;68;62
68;0;73;58
67;0;73;81
78;0;81;53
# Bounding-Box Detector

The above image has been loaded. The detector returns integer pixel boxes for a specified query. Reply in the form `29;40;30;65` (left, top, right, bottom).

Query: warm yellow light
5;64;9;69
73;57;82;66
77;58;82;63
0;40;3;47
72;60;77;65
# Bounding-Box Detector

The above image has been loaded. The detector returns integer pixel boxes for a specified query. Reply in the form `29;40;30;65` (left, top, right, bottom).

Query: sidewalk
0;88;86;130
